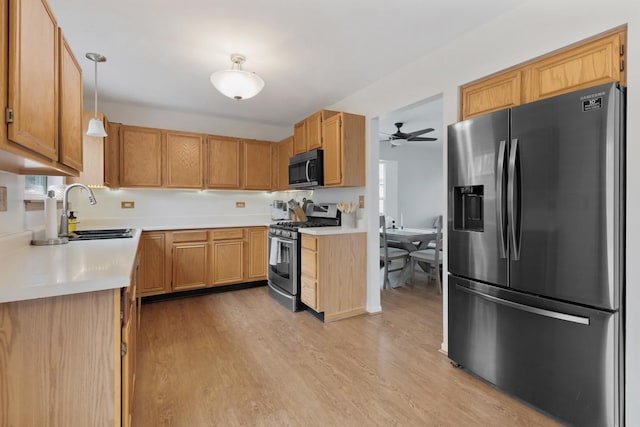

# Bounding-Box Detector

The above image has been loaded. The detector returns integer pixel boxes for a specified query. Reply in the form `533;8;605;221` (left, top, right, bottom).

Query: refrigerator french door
447;83;625;427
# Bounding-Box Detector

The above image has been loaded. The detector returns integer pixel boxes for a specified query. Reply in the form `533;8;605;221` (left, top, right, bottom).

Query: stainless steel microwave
288;149;324;189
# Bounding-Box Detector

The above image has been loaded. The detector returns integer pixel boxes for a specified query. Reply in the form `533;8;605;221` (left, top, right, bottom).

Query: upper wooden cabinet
165;131;204;189
58;31;83;171
0;0;84;176
460;27;627;120
293;110;339;155
243;139;272;190
206;136;241;189
461;70;523;119
7;0;59;160
525;31;625;103
276;136;293;190
322;113;365;188
293;120;306;155
120;125;163;187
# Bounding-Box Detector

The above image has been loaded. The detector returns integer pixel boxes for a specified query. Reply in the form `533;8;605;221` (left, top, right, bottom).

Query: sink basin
69;229;134;241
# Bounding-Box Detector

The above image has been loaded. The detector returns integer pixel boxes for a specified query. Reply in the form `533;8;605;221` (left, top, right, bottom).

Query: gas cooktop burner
271;221;337;230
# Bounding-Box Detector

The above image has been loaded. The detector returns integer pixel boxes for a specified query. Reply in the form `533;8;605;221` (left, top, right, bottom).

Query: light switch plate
359;195;365;209
236;201;246;208
0;186;7;212
121;201;135;209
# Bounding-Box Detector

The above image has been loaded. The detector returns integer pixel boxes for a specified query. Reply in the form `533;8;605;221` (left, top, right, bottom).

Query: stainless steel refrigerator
447;82;625;427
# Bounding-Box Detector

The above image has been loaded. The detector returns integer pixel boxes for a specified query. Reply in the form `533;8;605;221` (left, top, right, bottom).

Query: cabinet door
525;32;625;103
207;137;241;188
243;140;272;190
7;0;59;160
121;292;136;427
306;111;323;150
58;31;83;171
293;120;306;155
139;232;169;296
322;114;342;186
246;227;267;281
211;240;244;285
461;70;523;120
120;126;163;187
301;276;320;311
277;136;293;190
172;242;208;291
165;131;204;188
105;120;120;188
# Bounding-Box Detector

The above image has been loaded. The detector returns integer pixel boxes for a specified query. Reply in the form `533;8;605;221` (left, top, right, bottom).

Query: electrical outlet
121;201;135;209
0;186;7;212
236;201;246;208
359;195;365;209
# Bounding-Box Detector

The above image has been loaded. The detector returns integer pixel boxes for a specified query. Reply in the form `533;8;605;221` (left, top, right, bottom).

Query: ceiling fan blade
408;137;437;142
406;127;434;137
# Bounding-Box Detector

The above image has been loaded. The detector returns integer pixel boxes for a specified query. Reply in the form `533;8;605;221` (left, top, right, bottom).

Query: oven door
268;234;298;295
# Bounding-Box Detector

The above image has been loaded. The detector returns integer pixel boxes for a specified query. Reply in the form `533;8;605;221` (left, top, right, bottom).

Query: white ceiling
49;0;526;127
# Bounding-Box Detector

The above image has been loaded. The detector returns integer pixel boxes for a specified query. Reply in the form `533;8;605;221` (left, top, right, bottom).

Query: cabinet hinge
620;44;625;56
121;342;127;357
620;59;625;72
5;108;14;123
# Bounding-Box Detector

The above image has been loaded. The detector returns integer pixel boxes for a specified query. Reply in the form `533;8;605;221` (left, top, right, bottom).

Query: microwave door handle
305;160;311;182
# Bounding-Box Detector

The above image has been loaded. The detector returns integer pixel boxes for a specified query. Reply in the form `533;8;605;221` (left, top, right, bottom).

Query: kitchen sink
68;229;135;240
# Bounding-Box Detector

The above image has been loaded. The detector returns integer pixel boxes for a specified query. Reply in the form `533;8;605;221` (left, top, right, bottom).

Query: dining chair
379;215;410;289
408;219;443;293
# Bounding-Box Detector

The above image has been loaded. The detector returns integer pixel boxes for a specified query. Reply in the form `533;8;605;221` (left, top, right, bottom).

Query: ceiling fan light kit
86;52;108;137
210;54;265;100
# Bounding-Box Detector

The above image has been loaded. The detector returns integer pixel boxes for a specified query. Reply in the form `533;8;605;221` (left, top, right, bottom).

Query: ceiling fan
380;122;437;147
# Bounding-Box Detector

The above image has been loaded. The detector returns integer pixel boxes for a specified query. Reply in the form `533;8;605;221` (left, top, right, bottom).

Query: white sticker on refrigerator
582;97;602;112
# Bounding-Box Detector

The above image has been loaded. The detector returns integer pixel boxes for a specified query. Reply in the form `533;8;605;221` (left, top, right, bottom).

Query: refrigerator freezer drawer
448;276;622;427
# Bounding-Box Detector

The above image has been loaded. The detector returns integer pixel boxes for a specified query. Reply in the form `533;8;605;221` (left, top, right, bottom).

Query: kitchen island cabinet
300;231;367;321
0;231;141;426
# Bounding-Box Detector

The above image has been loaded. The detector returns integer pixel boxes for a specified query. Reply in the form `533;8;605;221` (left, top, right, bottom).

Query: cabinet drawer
301;235;317;251
210;228;244;240
301;276;319;311
172;230;208;242
301;248;317;279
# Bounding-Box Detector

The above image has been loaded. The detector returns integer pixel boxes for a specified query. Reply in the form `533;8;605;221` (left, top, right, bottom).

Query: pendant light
86;52;107;137
210;54;264;100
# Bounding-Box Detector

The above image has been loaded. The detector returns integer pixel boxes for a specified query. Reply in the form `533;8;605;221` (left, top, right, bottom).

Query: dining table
382;227;439;286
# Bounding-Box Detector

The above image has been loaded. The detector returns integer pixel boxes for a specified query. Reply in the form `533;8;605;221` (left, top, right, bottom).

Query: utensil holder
342;212;356;228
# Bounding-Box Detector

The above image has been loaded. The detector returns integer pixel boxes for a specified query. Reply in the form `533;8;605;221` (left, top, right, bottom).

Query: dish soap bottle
68;211;78;234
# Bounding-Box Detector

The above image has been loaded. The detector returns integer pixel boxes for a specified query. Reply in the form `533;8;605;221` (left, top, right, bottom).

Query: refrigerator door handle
496;140;508;259
507;138;521;260
456;284;590;325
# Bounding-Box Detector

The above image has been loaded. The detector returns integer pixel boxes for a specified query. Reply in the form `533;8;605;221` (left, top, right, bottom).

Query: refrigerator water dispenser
454;185;483;231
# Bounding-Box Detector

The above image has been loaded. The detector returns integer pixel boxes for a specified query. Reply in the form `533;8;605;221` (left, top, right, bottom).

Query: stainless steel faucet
59;183;97;237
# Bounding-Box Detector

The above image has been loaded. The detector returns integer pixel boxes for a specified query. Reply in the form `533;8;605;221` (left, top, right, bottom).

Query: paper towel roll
44;190;58;240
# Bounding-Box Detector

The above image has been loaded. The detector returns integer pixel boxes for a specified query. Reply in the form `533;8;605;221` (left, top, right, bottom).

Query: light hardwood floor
133;281;561;426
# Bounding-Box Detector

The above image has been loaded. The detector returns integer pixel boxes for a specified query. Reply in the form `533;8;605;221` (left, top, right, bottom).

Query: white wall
380;144;442;228
96;99;291;141
327;0;639;423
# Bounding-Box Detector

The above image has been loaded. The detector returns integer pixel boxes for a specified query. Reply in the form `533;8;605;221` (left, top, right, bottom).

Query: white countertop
0;229;142;304
299;226;367;236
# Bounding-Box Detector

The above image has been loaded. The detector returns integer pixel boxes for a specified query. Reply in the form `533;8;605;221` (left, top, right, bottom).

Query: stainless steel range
268;203;340;311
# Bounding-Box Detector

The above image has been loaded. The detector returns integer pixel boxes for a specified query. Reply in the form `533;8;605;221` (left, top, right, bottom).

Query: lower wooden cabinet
0;283;138;425
138;226;268;296
300;233;367;322
138;232;169;296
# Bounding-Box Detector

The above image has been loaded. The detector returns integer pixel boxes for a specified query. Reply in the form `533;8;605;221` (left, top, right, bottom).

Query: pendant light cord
94;59;99;119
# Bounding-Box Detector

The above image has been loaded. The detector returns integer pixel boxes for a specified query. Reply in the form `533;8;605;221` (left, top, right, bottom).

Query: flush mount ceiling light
210;54;265;100
86;52;107;137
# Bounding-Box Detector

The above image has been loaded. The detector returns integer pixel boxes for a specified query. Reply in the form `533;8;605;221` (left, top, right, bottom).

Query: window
379;162;386;214
24;176;48;196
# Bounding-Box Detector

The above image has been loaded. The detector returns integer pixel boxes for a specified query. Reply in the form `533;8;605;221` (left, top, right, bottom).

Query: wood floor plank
132;283;562;427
